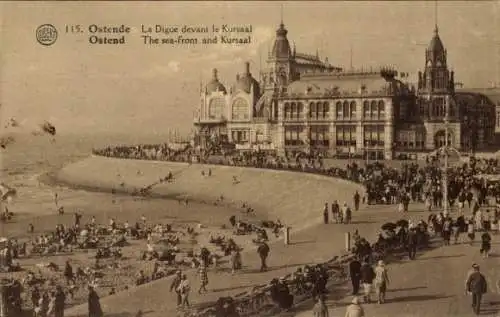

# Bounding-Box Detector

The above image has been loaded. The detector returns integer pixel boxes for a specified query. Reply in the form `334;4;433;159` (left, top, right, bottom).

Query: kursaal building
193;20;498;160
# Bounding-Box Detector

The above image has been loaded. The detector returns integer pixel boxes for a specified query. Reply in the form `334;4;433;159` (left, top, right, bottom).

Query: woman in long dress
88;286;103;317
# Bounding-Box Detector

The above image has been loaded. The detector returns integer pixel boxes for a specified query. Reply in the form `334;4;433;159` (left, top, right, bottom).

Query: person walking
480;231;492;258
342;202;351;224
312;295;329;317
442;217;452;246
360;258;375;303
407;226;418;260
323;203;329;224
198;260;209;294
332;201;340;224
349;257;362;295
257;241;270;272
87;286;103;317
177;274;191;308
344;296;365;317
170;270;183;307
353;191;360;212
465;263;488;315
54;286;66;317
64;260;74;286
374;260;389;304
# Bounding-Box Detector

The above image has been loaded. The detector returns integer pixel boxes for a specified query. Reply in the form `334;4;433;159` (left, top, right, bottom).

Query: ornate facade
193;21;497;159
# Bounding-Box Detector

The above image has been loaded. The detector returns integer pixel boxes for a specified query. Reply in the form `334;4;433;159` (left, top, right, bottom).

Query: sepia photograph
1;1;500;316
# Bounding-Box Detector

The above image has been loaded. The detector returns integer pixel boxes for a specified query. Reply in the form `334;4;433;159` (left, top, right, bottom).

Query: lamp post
441;95;460;214
443;99;449;215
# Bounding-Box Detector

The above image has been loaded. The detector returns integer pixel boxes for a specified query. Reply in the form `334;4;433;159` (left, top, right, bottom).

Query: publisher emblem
36;24;58;46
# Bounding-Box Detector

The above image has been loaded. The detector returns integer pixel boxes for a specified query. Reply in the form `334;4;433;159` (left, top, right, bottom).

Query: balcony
193;116;228;124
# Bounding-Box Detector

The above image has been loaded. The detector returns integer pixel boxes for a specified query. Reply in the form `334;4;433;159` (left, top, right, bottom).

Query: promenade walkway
65;206;401;317
296;224;500;317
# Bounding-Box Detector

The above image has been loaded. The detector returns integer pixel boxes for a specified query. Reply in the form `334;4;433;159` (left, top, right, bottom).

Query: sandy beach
55;155;364;232
1;152;366;315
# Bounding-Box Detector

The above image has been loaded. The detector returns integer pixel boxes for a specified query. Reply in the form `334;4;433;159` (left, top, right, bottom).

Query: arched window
370;100;377;118
291;102;297;119
378;100;385;119
342;101;349;119
309;102;316;119
316;102;322;119
208;97;225;119
284;102;290;119
350;101;356;118
231;98;249;120
297;102;304;119
323;102;329;119
363;101;370;118
336;101;342;119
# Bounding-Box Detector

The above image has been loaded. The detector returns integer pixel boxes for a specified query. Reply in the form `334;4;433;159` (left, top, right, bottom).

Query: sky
1;1;499;135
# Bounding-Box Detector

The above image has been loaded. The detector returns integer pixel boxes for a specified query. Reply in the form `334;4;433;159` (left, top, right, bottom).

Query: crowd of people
2;206;257;317
94;144;500;210
58;145;500;317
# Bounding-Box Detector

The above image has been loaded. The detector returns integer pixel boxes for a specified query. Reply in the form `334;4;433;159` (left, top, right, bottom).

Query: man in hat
257;241;270;272
170;270;183;307
344;296;365;317
353;191;361;211
349;256;362;295
54;285;66;317
360;257;375;303
374;260;389;304
177;274;191;308
407;225;418;260
465;263;487;315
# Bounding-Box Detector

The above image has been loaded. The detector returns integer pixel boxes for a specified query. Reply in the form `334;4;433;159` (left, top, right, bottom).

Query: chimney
245;62;250;75
212;68;218;80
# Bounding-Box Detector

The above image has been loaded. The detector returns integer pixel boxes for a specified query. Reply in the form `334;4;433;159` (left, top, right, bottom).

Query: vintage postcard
1;1;500;317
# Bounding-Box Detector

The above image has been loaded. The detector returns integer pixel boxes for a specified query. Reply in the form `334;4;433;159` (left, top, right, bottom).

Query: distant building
193;20;497;159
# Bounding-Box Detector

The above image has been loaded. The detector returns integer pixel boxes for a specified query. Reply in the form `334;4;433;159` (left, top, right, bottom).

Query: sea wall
56;155;364;231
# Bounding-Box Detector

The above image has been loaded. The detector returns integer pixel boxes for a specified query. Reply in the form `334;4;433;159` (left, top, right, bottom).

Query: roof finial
280;4;284;26
212;68;218;80
434;0;439;34
350;45;353;70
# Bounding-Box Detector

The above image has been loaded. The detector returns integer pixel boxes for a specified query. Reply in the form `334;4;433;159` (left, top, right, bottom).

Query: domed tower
271;22;292;59
418;26;454;93
235;62;260;100
205;68;227;94
262;20;296;92
417;22;459;150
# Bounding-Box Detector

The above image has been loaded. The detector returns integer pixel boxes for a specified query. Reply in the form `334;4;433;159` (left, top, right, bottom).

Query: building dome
235;62;260;96
428;27;445;54
271;23;291;59
205;68;227;94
